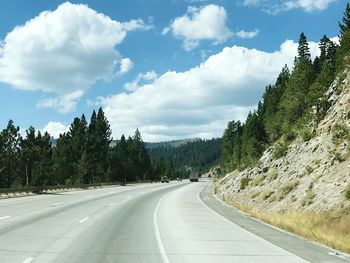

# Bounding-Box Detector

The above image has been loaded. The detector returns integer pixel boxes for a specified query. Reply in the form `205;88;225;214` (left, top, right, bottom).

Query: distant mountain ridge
50;137;201;149
145;138;200;149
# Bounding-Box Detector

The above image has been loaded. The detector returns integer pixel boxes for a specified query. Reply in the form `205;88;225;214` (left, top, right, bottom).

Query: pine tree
313;56;322;75
78;151;88;185
20;127;37;186
241;112;266;167
336;3;350;71
85;108;112;183
52;132;72;185
221;120;244;171
263;66;290;142
119;136;134;181
32;131;53;186
279;33;315;130
68;114;87;183
85;110;98;184
132;129;152;181
0;120;21;188
319;35;336;65
298;32;311;62
164;161;175;179
109;135;126;183
96;108;112;182
339;3;350;36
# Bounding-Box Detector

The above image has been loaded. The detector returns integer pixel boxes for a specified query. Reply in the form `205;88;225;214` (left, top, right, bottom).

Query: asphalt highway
0;180;347;263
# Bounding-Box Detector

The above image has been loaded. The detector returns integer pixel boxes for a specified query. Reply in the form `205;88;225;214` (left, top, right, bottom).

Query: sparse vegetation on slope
217;2;350;254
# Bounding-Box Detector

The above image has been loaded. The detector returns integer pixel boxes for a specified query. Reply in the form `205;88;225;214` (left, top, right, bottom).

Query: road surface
0;180;348;263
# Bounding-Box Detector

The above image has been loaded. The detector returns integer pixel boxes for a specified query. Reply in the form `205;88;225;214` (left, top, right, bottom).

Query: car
161;176;169;183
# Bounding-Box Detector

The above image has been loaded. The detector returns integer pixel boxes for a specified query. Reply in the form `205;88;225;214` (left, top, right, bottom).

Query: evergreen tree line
148;138;222;178
0;108;154;189
221;3;350;172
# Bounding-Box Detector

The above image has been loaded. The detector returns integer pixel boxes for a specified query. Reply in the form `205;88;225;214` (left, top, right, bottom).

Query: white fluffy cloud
163;5;232;51
0;2;150;111
37;90;84;113
124;71;158;91
244;0;336;14
42;121;69;138
118;58;134;76
98;39;320;142
236;29;260;39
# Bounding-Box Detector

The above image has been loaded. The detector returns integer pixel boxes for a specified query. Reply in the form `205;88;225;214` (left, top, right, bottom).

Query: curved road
0;180;348;263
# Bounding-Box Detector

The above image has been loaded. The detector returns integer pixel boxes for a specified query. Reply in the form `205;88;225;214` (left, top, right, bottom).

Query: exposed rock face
217;71;350;214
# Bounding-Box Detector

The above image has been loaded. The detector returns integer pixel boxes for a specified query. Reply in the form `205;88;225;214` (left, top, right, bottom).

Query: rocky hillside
216;70;350;215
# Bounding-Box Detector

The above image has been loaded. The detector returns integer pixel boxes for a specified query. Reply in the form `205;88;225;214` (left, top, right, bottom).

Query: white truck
189;171;199;182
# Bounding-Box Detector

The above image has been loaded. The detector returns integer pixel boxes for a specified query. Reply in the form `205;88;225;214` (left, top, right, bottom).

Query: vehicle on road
161;176;169;183
189;172;199;182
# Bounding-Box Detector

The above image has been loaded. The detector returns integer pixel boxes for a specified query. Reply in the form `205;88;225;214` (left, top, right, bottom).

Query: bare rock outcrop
217;71;350;214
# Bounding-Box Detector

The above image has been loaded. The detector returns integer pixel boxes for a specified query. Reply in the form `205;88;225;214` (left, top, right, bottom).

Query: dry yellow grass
230;201;350;253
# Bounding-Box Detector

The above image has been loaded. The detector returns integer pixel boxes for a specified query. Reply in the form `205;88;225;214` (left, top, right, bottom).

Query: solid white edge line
154;194;170;263
22;257;34;263
0;216;11;220
78;216;90;224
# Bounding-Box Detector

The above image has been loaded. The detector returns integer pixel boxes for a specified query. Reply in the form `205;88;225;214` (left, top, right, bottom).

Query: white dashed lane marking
78;216;90;224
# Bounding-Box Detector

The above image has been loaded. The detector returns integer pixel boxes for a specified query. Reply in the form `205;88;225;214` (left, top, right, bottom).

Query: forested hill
145;138;200;149
221;3;350;172
216;4;350;253
148;138;222;174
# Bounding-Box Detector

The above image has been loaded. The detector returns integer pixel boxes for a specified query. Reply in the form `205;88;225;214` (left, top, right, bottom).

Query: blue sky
0;0;345;141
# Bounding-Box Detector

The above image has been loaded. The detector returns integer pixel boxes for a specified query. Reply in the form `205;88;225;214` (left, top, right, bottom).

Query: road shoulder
199;180;350;263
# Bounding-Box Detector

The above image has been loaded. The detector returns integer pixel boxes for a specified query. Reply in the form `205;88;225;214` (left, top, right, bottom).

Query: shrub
250;190;261;199
344;147;350;160
277;180;299;201
269;194;277;202
335;152;345;163
306;165;314;175
301;129;313;142
329;149;346;164
290;195;297;202
282;180;299;194
314;159;321;165
262;189;275;200
273;142;288;159
332;123;349;144
301;190;316;206
240;177;251;190
250;175;265;186
284;130;296;143
267;169;278;181
345;186;350;201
